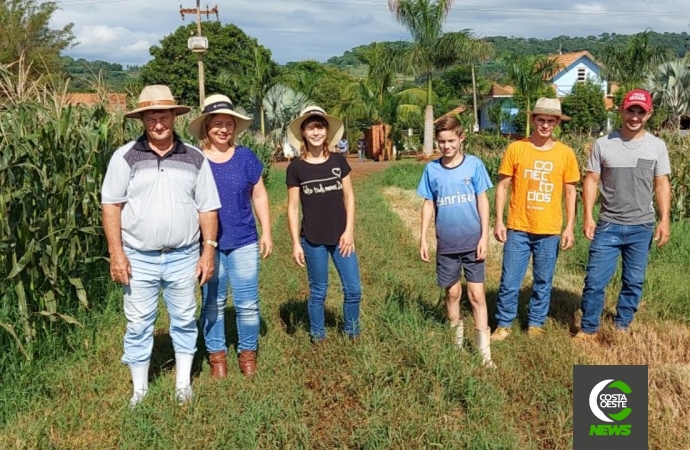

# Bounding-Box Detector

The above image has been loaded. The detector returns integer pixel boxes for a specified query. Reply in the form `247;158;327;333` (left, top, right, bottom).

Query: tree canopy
61;56;136;92
0;0;74;71
140;21;276;107
561;79;607;134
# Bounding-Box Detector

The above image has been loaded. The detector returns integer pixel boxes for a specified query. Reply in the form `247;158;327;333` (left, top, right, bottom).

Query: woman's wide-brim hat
187;94;252;139
124;85;191;119
287;106;344;151
528;97;571;121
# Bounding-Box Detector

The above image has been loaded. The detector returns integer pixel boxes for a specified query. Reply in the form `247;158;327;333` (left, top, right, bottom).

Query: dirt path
274;155;391;180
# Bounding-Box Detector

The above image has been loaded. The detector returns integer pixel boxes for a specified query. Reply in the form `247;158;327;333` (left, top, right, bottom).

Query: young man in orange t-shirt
491;98;580;342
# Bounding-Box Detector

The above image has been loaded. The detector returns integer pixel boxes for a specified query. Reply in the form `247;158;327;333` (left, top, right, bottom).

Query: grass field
1;162;688;449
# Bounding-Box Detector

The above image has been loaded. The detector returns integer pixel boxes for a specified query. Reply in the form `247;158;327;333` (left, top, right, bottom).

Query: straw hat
287;106;344;151
528;97;571;121
187;94;252;139
124;85;190;119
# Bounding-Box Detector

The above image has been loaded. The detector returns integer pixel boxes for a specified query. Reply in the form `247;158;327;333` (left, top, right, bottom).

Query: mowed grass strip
1;162;688;449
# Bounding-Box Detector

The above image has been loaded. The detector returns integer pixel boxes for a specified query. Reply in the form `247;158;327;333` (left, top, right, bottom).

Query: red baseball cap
622;89;653;112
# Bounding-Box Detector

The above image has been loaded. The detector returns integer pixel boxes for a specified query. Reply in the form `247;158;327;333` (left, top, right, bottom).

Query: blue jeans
495;230;560;328
302;238;362;340
201;242;260;353
358;149;364;162
580;221;654;333
122;244;199;366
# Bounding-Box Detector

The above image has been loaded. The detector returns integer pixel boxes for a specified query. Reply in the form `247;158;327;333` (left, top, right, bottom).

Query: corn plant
0;98;134;358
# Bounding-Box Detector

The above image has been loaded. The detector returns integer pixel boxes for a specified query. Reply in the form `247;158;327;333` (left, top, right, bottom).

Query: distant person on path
188;94;273;379
101;85;220;407
357;135;366;162
337;136;349;156
492;98;580;342
574;89;671;341
286;106;362;342
417;116;495;368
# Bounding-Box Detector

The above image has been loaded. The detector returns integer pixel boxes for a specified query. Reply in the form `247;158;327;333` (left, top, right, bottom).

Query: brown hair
434;116;464;137
299;115;331;160
199;114;236;151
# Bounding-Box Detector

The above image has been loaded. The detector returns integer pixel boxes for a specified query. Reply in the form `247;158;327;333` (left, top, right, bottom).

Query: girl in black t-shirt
286;106;362;342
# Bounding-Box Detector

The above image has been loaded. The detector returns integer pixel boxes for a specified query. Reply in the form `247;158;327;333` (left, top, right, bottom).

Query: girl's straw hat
287;106;344;151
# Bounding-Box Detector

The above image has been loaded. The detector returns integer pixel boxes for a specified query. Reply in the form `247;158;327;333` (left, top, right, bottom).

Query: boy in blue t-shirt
417;116;495;368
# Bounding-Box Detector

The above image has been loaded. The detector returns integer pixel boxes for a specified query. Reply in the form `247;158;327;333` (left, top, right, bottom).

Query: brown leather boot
208;351;227;379
238;350;257;377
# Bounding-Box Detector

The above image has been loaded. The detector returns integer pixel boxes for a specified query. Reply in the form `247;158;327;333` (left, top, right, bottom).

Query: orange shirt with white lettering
498;139;580;235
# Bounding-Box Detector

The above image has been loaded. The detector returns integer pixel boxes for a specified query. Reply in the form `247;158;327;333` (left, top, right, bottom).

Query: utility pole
180;2;219;107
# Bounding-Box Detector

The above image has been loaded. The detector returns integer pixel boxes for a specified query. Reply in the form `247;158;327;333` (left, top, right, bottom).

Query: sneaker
527;326;545;338
490;327;512;342
175;387;194;406
572;331;598;342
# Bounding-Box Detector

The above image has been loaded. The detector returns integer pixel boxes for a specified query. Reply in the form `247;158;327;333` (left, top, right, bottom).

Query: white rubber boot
129;362;150;408
450;319;464;349
475;328;497;369
175;353;194;405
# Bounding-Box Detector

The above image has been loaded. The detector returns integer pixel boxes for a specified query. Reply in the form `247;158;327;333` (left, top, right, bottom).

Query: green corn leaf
6;239;36;279
45;290;57;314
38;311;84;327
0;322;31;360
14;280;32;343
69;277;89;308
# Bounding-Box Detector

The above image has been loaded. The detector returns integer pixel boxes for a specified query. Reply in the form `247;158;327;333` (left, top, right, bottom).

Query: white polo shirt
101;135;221;251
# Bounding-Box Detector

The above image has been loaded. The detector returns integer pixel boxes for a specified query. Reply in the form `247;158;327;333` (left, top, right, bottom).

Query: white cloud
50;0;690;66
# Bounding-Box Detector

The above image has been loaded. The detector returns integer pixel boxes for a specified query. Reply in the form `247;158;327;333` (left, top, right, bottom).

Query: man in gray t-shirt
575;89;671;340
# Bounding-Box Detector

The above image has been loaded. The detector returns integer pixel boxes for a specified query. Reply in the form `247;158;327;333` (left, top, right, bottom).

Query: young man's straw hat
124;85;190;119
528;97;571;121
188;94;252;139
287;106;344;151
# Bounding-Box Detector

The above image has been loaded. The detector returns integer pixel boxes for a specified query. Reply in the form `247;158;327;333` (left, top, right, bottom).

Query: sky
52;0;690;67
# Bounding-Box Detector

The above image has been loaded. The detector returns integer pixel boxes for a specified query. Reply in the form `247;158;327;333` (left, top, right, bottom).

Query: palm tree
503;54;562;136
262;83;311;149
600;30;672;91
388;0;492;155
335;42;426;159
218;44;279;139
644;58;690;130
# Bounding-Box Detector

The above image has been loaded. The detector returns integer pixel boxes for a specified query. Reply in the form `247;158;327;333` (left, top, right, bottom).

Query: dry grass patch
382;186;505;284
575;321;690;449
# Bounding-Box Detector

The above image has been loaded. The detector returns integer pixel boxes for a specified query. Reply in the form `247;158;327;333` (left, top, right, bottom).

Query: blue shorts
436;251;485;287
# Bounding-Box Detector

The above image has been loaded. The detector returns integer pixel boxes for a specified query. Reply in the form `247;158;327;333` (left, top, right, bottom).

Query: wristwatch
203;240;218;248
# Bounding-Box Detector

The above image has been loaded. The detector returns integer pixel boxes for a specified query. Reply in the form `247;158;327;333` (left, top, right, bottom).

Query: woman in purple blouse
188;94;272;378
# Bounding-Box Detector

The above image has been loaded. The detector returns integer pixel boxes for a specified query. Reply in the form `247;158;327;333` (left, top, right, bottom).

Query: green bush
238;133;275;184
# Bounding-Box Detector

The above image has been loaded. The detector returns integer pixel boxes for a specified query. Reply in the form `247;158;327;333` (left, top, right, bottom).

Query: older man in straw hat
491;97;580;342
101;85;221;407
